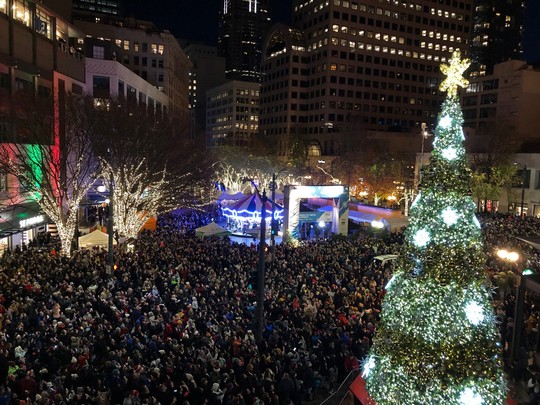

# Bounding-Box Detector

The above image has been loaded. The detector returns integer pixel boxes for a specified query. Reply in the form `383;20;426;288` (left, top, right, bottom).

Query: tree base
349;376;518;405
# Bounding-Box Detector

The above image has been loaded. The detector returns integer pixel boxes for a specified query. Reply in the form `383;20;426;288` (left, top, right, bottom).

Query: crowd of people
0;210;539;404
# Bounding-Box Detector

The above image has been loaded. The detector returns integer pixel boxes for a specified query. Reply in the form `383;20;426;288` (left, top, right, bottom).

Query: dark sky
127;0;539;62
126;0;293;45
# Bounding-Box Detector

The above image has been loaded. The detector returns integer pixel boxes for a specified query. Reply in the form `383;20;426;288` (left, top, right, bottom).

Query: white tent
78;229;117;249
195;222;231;238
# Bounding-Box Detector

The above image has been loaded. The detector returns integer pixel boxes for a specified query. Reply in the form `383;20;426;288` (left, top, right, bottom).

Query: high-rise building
260;0;474;159
469;0;525;77
181;42;226;145
73;0;124;16
218;0;271;82
206;80;260;147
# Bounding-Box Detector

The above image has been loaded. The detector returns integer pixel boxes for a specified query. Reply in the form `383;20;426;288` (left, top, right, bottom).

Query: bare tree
0;92;100;256
88;97;214;238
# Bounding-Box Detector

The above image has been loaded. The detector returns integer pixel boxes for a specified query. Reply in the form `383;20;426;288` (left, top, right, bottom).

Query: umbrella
222;193;284;220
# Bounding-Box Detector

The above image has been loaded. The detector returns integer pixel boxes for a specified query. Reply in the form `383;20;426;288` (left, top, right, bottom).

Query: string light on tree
364;51;506;404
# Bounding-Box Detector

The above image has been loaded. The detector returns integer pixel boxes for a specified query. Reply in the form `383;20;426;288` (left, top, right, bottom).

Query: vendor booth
195;222;231;238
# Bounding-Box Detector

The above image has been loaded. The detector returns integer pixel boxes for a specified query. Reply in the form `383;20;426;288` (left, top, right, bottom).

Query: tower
260;0;475;159
218;0;271;82
470;0;525;77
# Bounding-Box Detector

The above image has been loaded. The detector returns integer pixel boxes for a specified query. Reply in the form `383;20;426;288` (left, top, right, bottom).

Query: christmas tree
364;51;506;404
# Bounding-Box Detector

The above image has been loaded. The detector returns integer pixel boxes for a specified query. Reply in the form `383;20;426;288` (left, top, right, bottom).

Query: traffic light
248;269;258;290
271;219;279;236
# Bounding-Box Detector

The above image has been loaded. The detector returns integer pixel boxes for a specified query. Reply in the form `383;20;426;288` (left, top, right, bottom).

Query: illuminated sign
20;215;45;228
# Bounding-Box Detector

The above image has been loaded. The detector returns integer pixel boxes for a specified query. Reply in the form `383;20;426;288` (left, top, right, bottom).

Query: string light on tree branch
364;50;505;404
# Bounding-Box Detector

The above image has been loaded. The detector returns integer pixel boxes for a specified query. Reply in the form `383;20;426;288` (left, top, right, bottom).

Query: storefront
0;202;49;252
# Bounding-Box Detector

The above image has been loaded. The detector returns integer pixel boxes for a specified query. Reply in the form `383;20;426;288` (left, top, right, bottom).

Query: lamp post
270;169;286;261
419;123;432;186
256;190;267;343
520;165;527;220
107;172;114;271
243;178;267;343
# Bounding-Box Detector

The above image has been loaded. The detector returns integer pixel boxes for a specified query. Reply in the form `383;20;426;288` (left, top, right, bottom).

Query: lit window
123;40;130;51
35;7;52;38
134;42;140;52
332;24;339;32
0;0;6;14
151;44;158;54
13;0;30;27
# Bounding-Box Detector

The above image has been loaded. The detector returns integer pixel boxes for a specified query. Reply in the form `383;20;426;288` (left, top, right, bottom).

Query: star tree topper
439;50;470;97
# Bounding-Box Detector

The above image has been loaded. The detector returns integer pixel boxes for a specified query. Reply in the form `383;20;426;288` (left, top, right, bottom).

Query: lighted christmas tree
364;51;506;404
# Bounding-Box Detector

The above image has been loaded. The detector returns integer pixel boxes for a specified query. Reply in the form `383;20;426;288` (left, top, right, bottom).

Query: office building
0;0;86;249
73;0;124;16
260;0;474;159
218;0;271;82
206;80;260;147
74;16;192;123
462;60;540;145
181;42;226;144
469;0;525;77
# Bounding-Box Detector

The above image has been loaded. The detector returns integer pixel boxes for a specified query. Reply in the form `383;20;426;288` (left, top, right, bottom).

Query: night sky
126;0;539;63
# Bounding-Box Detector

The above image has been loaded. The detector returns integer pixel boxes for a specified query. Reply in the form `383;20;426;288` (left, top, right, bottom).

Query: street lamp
513;162;527;220
496;249;519;263
270;169;286;261
243;177;267;343
419;123;433;185
99;175;114;272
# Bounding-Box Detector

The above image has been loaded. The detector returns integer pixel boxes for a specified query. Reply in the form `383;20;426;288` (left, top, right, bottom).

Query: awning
0;201;46;238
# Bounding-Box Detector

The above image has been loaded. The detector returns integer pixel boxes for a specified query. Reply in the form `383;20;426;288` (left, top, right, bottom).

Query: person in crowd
0;210;538;404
